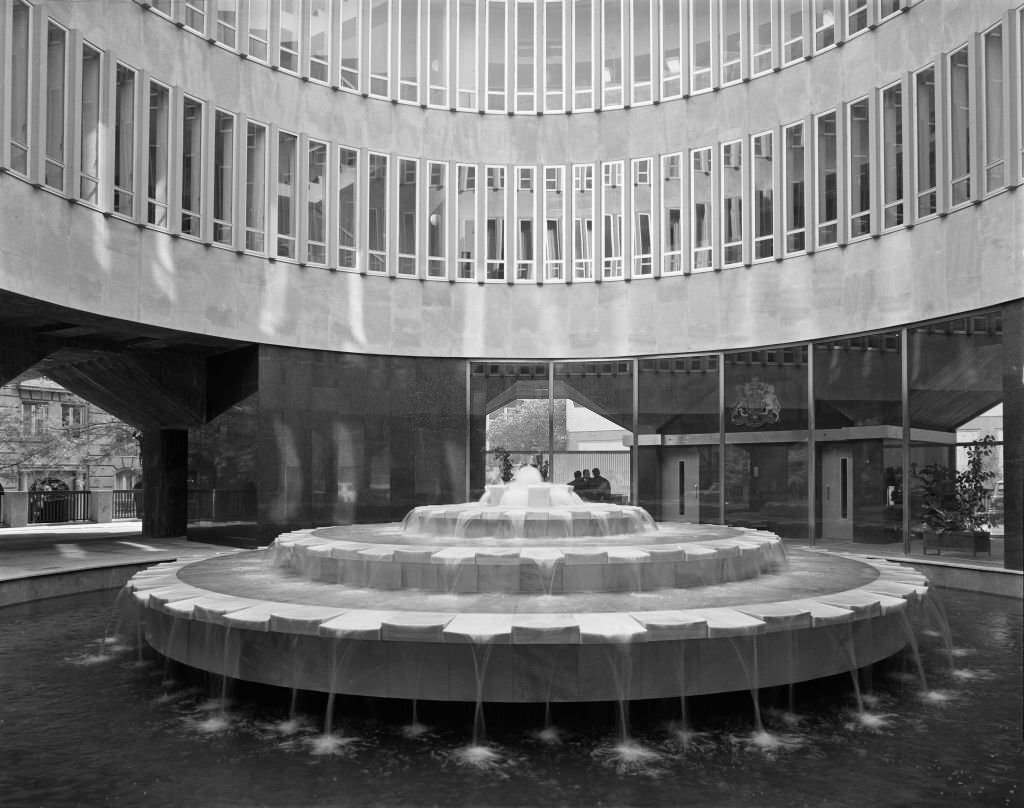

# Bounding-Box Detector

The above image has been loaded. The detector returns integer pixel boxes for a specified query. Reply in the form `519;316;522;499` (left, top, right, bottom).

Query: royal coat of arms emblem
730;380;782;428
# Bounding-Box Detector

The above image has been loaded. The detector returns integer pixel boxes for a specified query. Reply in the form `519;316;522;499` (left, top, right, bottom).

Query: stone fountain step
272;529;786;594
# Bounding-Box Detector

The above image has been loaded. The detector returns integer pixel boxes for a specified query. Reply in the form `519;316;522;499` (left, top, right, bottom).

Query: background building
0;0;1020;570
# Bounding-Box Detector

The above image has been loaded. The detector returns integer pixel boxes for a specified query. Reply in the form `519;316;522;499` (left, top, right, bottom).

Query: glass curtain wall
637;355;720;523
814;331;902;542
724;346;809;537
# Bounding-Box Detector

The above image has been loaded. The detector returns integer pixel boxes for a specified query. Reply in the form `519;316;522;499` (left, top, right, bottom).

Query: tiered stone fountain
127;467;931;704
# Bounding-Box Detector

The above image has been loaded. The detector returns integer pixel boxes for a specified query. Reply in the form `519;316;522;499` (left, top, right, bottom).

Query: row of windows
139;0;916;114
2;3;1023;282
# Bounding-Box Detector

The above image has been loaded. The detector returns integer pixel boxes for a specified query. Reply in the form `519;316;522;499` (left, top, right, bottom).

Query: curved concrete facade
2;176;1022;359
1;0;1022;359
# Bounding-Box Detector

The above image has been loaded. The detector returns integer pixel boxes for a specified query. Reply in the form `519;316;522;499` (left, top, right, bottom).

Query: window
914;67;937;217
428;0;449;106
148;82;171;227
544;0;565;110
309;0;330;83
847;0;868;37
814;0;836;52
662;153;683;274
661;0;683;98
368;152;389;272
783;0;803;64
784;122;806;253
398;158;418;275
307;140;327;263
516;0;536;112
369;0;390;97
113;64;136;214
602;161;624;278
573;0;594;109
213;110;235;245
949;46;971;206
245;121;267;251
878;0;900;22
721;141;743;265
22;403;48;437
278;0;299;73
276;131;297;257
457;0;478;108
9;0;31;175
632;0;653;104
248;0;270;61
215;0;237;48
485;165;506;279
427;161;447;277
398;0;419;102
982;25;1004;193
573;163;595;279
602;0;624;107
720;0;742;85
44;22;67;191
340;0;360;90
457;164;477;279
79;45;102;204
184;0;207;34
691;147;713;270
61;403;86;432
515;166;536;281
181;96;204;236
338;146;358;268
849;98;870;237
487;0;506;112
752;132;774;260
544;166;565;281
573;163;594;192
691;0;712;93
751;0;773;75
816;111;838;246
882;82;904;228
632;158;653;276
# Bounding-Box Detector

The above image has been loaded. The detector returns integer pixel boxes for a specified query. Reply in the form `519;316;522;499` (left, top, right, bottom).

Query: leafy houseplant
914;435;997;556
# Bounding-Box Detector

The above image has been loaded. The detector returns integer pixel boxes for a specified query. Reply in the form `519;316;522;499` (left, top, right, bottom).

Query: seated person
590;468;611;502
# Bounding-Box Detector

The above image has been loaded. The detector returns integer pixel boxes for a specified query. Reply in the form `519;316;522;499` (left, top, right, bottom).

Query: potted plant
914;436;997;557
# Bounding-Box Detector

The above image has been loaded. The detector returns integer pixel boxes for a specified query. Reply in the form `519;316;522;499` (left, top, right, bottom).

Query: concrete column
2;492;29;527
1002;300;1023;571
89;490;113;524
142;429;189;539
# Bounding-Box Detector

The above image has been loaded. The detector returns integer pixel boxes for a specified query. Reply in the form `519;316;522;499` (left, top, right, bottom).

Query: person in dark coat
590;467;611;502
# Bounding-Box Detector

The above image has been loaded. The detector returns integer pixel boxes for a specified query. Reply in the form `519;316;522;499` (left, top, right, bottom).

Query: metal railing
27;490;91;524
113;489;143;520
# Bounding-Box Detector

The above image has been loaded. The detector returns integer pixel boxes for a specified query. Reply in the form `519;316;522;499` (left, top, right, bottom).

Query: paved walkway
0;522;230;584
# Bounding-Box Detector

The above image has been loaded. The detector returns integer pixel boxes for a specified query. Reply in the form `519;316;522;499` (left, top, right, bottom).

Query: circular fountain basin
127;519;932;703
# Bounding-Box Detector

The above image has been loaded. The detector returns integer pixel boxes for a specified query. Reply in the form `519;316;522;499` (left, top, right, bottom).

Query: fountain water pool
126;471;934;705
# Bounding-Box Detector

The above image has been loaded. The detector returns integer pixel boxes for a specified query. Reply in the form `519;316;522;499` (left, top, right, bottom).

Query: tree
486;399;568;452
0;403;140;483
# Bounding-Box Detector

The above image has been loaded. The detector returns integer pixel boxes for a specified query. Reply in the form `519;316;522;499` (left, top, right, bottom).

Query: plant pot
923;528;991;558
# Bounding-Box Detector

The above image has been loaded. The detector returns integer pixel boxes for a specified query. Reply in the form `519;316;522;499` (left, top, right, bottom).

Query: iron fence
113;489;143;520
27;490;91;524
